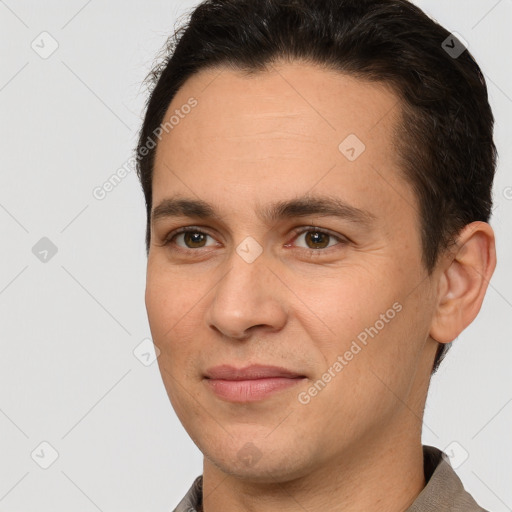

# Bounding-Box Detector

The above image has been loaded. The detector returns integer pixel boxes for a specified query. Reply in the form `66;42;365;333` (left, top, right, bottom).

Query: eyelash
160;226;348;256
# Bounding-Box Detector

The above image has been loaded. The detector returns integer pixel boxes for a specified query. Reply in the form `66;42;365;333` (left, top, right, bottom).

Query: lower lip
204;377;305;402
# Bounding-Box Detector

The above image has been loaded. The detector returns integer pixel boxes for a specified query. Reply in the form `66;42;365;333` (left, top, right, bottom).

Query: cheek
297;265;424;388
145;262;208;340
297;300;425;445
145;271;199;395
291;268;400;348
146;268;206;413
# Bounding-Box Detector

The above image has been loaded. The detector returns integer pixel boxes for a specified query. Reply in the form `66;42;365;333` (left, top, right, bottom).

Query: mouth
203;364;307;403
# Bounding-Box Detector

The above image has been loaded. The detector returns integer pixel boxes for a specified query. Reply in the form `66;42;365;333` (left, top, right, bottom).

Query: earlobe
429;221;496;344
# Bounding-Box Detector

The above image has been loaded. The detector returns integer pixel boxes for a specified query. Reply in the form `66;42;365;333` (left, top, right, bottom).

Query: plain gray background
0;1;510;511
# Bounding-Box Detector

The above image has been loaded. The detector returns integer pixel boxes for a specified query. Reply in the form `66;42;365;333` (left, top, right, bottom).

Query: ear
429;221;496;344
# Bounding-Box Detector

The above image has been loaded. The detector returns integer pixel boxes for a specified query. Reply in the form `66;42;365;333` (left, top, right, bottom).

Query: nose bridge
206;241;287;339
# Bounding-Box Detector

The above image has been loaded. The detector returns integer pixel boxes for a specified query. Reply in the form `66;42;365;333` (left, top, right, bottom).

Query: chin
201;435;317;484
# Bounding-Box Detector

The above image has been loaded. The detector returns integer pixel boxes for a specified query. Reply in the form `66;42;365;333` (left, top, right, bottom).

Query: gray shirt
172;445;488;512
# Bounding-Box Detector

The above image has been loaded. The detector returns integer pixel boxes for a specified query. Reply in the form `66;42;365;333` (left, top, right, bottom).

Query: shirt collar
405;445;487;511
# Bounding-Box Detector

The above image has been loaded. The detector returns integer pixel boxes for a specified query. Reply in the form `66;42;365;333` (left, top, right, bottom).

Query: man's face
145;62;440;482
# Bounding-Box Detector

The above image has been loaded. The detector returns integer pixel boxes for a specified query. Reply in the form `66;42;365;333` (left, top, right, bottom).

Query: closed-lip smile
203;364;307;402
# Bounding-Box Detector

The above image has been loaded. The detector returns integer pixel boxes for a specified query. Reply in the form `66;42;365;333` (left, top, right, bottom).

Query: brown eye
181;231;208;248
292;228;345;251
163;228;217;250
303;231;331;249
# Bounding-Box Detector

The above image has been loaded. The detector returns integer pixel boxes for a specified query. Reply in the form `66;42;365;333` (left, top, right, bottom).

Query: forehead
152;61;416;227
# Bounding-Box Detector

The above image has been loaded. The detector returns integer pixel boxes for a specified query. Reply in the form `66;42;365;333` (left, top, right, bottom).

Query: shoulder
406;445;489;512
171;475;203;512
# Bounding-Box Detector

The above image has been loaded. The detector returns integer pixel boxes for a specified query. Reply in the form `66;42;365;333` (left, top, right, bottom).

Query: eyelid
159;225;218;248
288;226;349;246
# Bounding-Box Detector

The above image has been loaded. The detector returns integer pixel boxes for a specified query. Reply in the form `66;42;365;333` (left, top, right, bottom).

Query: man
135;0;497;510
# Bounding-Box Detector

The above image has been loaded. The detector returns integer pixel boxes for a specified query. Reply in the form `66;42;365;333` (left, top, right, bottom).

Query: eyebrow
151;194;376;228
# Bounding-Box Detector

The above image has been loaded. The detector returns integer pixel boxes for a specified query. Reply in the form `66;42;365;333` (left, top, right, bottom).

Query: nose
205;248;288;341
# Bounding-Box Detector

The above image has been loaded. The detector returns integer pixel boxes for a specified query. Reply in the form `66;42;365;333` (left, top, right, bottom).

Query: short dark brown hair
135;0;497;373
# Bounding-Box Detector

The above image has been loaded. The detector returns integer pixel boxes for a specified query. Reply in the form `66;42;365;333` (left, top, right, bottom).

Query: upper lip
204;364;305;380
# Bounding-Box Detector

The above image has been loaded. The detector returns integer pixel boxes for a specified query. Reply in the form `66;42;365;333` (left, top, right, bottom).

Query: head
136;0;496;482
